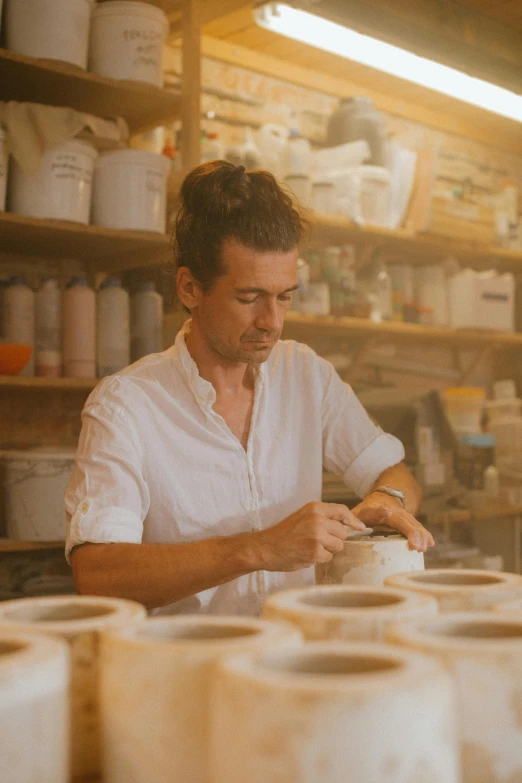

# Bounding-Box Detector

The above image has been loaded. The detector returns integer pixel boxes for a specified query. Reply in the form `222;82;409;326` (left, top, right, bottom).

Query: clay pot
385;568;522;612
316;532;424;586
387;612;522;783
211;641;460;783
492;597;522;615
0;631;69;783
101;615;302;783
263;584;438;641
0;595;146;780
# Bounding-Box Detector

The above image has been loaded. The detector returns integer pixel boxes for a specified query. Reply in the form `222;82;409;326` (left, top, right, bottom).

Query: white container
352;165;391;226
89;1;168;86
0;596;146;781
284;132;312;177
448;268;515;331
131;282;163;361
0;447;75;540
101;615;302;783
388;613;522;783
92;149;169;233
97;277;130;377
35;279;62;377
443;387;485;435
385;568;522;612
129;126;165;155
316;534;424;587
5;0;93;68
0;125;7;211
486;397;522;423
9;139;97;224
263;585;438;642
311;180;335;214
212;642;460;783
257;123;288;180
0;631;69;783
284;174;312;207
2;275;35;376
416;265;449;326
63;276;96;378
201;132;224;164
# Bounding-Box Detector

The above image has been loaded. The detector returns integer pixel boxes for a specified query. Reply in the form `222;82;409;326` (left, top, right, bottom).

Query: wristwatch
371;486;406;507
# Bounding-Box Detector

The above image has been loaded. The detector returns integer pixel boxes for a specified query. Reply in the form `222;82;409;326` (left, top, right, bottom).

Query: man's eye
278;295;292;302
238;297;258;304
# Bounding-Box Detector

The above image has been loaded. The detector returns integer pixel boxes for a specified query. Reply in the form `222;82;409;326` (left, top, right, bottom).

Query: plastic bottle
97;277;130;377
35;278;62;377
371;262;393;322
284;130;312;177
131;282;163;362
3;275;35;376
201;132;225;164
326;96;387;166
63;276;96;378
483;464;500;498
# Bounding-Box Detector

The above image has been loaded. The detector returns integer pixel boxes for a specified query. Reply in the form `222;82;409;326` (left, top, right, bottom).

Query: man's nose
255;299;282;333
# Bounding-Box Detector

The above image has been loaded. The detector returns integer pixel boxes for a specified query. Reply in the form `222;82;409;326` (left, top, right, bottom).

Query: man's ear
176;267;201;311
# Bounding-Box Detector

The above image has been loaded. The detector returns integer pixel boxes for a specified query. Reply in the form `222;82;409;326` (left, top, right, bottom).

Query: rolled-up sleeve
65;397;150;564
321;363;405;498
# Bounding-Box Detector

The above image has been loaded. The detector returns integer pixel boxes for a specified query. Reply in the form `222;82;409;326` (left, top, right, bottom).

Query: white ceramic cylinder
0;447;75;540
89;1;168;86
263;584;438;642
35;279;62;377
211;641;460;783
2;275;35;376
101;615;302;783
316;534;424;587
0;631;70;783
385;569;522;612
0;596;146;780
387;612;522;783
96;278;130;377
63;277;96;378
492;597;522;614
0;125;7;211
5;0;93;68
92;149;169;232
131;283;163;361
9;140;97;224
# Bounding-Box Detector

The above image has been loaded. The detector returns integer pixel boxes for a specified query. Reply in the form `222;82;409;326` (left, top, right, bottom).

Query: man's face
193;239;299;365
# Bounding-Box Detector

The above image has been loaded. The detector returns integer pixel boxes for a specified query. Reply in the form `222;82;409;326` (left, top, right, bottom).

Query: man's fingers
324;519;351;540
322;534;346;554
321;503;367;530
354;505;392;525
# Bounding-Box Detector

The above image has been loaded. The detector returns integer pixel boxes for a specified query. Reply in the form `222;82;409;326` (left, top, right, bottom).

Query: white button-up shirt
65;323;404;616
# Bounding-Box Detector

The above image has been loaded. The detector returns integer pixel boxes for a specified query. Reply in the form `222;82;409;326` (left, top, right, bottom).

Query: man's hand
351;492;434;553
253;502;368;572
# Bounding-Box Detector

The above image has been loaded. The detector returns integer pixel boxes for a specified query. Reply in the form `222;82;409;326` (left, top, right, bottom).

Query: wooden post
181;0;201;172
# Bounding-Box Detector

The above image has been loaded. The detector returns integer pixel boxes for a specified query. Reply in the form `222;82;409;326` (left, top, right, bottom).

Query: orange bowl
0;343;32;375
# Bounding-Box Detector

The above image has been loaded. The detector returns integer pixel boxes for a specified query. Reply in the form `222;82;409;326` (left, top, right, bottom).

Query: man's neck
184;322;254;398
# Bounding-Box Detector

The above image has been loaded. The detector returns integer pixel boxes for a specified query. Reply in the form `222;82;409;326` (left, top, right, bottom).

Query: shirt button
79;500;90;515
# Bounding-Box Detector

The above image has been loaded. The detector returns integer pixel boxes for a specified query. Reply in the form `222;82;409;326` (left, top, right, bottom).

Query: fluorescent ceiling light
254;2;522;123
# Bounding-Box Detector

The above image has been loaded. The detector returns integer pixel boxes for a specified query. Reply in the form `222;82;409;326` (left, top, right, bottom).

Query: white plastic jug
2;276;35;376
63;277;96;378
131;282;163;361
257;124;288;179
97;277;130;377
35;279;62;377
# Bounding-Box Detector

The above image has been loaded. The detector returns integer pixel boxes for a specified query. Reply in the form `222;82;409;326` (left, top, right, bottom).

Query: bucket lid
95;149;171;173
0;446;76;461
100;277;122;289
67;276;89;289
92;1;168;32
58;139;98;159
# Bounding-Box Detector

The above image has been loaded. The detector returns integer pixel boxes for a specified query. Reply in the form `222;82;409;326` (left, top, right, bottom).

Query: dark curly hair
175;160;306;295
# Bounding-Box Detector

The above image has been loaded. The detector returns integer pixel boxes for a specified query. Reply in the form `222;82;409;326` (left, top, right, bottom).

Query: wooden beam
181;0;201;170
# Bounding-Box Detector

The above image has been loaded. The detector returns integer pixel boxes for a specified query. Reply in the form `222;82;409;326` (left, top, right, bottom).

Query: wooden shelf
0;376;97;391
283;312;522;349
0;212;171;267
0;540;64;553
0;48;181;134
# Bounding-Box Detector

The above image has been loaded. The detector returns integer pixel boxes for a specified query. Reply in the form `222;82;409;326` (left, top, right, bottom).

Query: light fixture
254;3;522;123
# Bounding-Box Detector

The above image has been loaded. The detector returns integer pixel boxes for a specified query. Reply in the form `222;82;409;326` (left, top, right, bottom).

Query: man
67;160;433;615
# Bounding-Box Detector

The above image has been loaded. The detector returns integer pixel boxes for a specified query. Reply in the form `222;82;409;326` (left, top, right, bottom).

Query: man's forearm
369;462;423;515
71;532;265;610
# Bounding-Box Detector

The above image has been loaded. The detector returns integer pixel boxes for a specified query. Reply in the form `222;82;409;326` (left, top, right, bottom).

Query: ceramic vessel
0;631;69;783
263;584;438;641
385;569;522;611
101;615;302;783
0;595;146;779
211;641;460;783
492;597;522;614
388;612;522;783
316;533;424;586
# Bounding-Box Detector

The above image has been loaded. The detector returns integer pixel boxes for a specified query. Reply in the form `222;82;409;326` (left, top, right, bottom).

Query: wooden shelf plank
283;311;522;348
0;540;64;553
0;48;181;134
0;376;97;391
0;212;171;266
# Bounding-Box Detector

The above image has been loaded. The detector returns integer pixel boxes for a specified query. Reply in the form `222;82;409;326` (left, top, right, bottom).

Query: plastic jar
92;149;170;232
89;1;169;86
443;388;485;435
96;277;130;377
284;131;312;177
2;276;35;376
63;276;96;378
5;0;93;69
9;139;97;224
131;282;163;361
312;181;335;214
35;279;62;377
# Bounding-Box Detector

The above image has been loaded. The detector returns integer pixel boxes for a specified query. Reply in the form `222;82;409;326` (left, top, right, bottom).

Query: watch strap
372;486;406;507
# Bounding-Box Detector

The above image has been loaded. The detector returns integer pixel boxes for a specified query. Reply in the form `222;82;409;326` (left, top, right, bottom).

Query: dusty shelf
0;48;181;134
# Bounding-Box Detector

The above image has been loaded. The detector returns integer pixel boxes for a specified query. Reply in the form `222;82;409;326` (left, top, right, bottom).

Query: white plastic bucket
92;149;170;233
89;1;169;86
0;448;75;540
9;139;97;224
0;126;6;211
5;0;93;69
